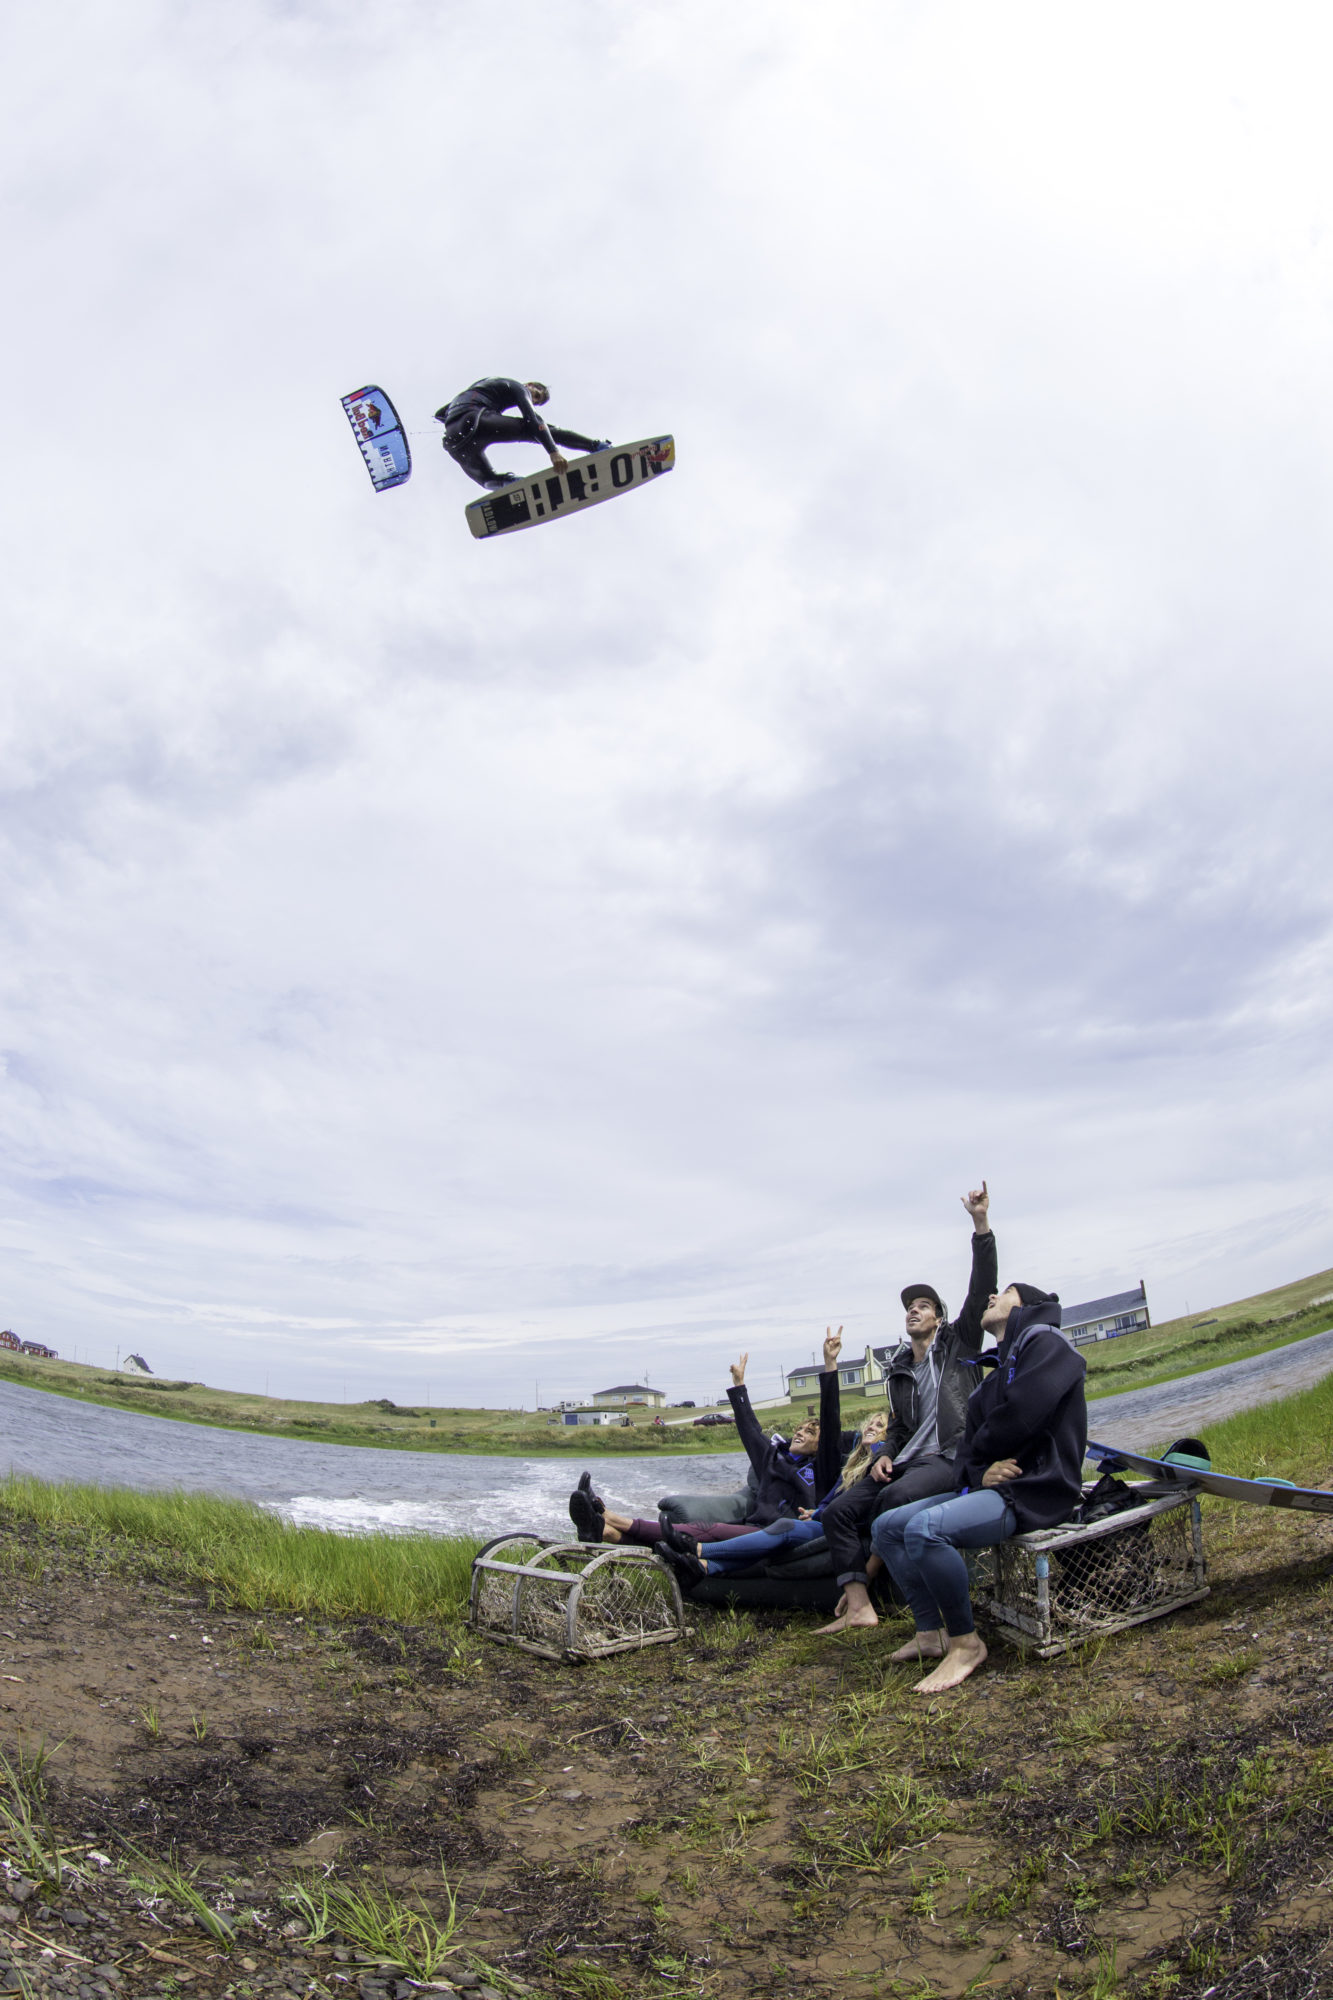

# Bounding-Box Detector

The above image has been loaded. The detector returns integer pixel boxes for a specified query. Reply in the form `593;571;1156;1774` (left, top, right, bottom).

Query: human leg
694;1517;823;1574
814;1480;884;1632
872;1490;1016;1690
546;424;602;452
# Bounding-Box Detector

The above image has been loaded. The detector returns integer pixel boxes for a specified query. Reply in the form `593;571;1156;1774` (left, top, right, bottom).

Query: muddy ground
1;1507;1331;2000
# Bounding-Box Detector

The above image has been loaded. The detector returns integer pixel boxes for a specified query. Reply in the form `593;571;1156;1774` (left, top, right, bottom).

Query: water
0;1379;746;1539
3;1328;1330;1538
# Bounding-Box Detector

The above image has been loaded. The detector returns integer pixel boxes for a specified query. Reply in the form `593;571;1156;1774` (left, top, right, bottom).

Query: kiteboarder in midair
435;378;610;490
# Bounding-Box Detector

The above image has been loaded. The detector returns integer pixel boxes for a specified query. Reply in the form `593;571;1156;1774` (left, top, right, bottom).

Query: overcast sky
2;2;1331;1408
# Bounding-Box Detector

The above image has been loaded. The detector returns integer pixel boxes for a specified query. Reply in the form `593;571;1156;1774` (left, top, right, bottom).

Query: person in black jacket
870;1283;1086;1692
569;1328;845;1548
816;1184;997;1633
435;377;610;489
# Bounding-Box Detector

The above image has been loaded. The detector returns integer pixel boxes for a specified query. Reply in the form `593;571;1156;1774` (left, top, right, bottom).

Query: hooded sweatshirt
727;1370;843;1524
952;1295;1087;1531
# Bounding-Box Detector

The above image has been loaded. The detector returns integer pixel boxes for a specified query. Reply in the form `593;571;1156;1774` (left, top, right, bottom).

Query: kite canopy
341;385;411;491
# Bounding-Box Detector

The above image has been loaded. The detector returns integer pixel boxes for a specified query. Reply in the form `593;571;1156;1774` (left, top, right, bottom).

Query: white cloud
1;1;1330;1402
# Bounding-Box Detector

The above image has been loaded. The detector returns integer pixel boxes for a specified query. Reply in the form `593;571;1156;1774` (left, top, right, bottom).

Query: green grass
0;1474;479;1624
1187;1366;1333;1488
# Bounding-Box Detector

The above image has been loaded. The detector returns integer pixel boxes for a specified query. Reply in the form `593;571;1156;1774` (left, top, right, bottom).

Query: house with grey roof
1062;1282;1150;1347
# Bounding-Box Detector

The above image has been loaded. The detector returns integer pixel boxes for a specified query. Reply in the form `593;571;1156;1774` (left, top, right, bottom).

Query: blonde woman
656;1404;889;1589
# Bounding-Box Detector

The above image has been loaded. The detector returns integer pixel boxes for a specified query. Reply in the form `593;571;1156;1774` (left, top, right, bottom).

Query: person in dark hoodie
816;1182;997;1633
870;1281;1086;1693
568;1328;845;1549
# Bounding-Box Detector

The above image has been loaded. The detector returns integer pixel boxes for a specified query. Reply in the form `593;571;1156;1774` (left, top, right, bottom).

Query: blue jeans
870;1489;1016;1637
702;1517;824;1573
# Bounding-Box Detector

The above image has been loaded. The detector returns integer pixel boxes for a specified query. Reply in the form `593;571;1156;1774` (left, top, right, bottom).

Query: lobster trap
468;1535;688;1661
977;1491;1207;1657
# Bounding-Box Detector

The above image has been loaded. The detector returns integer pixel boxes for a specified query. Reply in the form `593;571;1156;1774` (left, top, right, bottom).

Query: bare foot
889;1629;946;1662
815;1605;880;1635
913;1633;988;1693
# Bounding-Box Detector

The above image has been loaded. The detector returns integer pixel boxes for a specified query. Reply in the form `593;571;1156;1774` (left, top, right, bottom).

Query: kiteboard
1087;1440;1333;1515
465;436;674;540
341;385;411;492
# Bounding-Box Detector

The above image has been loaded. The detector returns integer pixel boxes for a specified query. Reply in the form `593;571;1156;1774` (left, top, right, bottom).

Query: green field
2;1260;1330;1456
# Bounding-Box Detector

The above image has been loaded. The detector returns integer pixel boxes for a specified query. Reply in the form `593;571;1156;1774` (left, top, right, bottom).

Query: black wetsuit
435;377;602;487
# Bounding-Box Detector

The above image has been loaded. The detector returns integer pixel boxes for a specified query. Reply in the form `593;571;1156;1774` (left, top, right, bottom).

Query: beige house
591;1383;666;1408
783;1345;886;1398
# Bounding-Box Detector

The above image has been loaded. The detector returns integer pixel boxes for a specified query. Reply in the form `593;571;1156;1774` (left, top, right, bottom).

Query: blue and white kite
341;385;411;492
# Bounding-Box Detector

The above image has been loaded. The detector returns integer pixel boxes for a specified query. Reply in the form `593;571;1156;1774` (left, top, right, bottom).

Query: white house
591;1383;666;1408
1062;1283;1150;1347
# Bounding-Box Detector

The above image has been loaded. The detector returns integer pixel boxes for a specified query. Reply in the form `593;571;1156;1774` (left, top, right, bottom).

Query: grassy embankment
0;1475;480;1622
0;1366;1328;1630
2;1262;1329;1458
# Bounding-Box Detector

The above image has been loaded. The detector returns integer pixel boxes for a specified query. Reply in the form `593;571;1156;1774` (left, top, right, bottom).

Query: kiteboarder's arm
512;382;567;472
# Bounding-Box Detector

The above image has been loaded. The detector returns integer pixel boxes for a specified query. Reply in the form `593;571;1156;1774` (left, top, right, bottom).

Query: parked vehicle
692;1412;735;1427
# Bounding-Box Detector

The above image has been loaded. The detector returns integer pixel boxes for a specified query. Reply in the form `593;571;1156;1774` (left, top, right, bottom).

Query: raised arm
953;1182;997;1353
725;1353;771;1474
814;1325;844;1496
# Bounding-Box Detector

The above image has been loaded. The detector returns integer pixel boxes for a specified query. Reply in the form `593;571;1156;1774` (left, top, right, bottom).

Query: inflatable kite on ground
341;386;411;492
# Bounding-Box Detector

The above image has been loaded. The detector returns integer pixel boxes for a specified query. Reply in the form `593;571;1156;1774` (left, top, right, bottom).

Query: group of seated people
567;1184;1089;1692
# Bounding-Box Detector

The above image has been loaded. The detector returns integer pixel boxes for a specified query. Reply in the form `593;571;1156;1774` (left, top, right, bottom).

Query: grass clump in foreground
0;1474;478;1624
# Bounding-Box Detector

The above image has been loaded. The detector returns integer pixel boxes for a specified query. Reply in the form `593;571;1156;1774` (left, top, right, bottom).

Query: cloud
1;1;1330;1403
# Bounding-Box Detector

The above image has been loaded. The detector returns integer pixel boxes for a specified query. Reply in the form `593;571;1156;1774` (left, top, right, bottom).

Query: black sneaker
588;441;612;453
577;1470;605;1516
656;1541;706;1590
483;473;520;490
659;1520;700;1560
568;1489;603;1543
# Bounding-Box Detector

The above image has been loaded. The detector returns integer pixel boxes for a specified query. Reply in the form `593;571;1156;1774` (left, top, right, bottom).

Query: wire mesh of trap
977;1492;1207;1657
469;1535;686;1660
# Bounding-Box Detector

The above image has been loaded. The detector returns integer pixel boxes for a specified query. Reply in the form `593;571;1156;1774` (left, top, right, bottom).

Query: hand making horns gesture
730;1352;748;1385
823;1325;843;1368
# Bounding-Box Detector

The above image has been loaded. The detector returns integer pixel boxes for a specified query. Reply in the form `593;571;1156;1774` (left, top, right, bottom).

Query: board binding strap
1087;1437;1333;1514
466;436;674;540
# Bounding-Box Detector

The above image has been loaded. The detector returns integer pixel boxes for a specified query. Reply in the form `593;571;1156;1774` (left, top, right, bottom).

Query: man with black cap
871;1279;1087;1692
815;1184;997;1633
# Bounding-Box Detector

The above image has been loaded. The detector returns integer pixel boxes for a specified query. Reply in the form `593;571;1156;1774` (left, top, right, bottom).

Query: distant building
784;1345;886;1398
123;1354;153;1375
0;1330;19;1352
561;1410;618;1426
591;1384;666;1408
1062;1283;1150;1347
19;1341;58;1360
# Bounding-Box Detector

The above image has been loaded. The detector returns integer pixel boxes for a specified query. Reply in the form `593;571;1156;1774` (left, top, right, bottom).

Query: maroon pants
624;1518;757;1546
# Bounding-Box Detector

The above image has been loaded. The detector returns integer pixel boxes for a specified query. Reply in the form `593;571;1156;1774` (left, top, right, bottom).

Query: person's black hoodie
952;1295;1086;1531
727;1370;843;1524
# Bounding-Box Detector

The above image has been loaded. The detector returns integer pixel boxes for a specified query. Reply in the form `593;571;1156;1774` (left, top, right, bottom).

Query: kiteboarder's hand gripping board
1087;1440;1333;1515
465;437;674;540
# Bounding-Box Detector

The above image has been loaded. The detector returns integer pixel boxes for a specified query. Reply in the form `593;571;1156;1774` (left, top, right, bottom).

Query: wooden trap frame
468;1535;688;1661
976;1490;1208;1658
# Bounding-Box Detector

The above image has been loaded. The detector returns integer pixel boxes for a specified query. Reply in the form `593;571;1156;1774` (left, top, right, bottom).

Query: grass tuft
0;1474;478;1624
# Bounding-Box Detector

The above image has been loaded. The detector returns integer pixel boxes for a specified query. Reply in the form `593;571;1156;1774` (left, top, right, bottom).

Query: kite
341;385;411;492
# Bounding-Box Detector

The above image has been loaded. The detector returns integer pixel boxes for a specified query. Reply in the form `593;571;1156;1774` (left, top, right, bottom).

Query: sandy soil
1;1506;1332;2000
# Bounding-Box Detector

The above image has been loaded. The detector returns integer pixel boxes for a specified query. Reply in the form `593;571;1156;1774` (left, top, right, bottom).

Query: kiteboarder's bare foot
913;1633;987;1693
889;1628;947;1663
816;1583;880;1634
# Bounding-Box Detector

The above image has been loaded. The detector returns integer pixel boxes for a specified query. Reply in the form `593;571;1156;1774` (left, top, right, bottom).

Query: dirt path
2;1507;1333;2000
